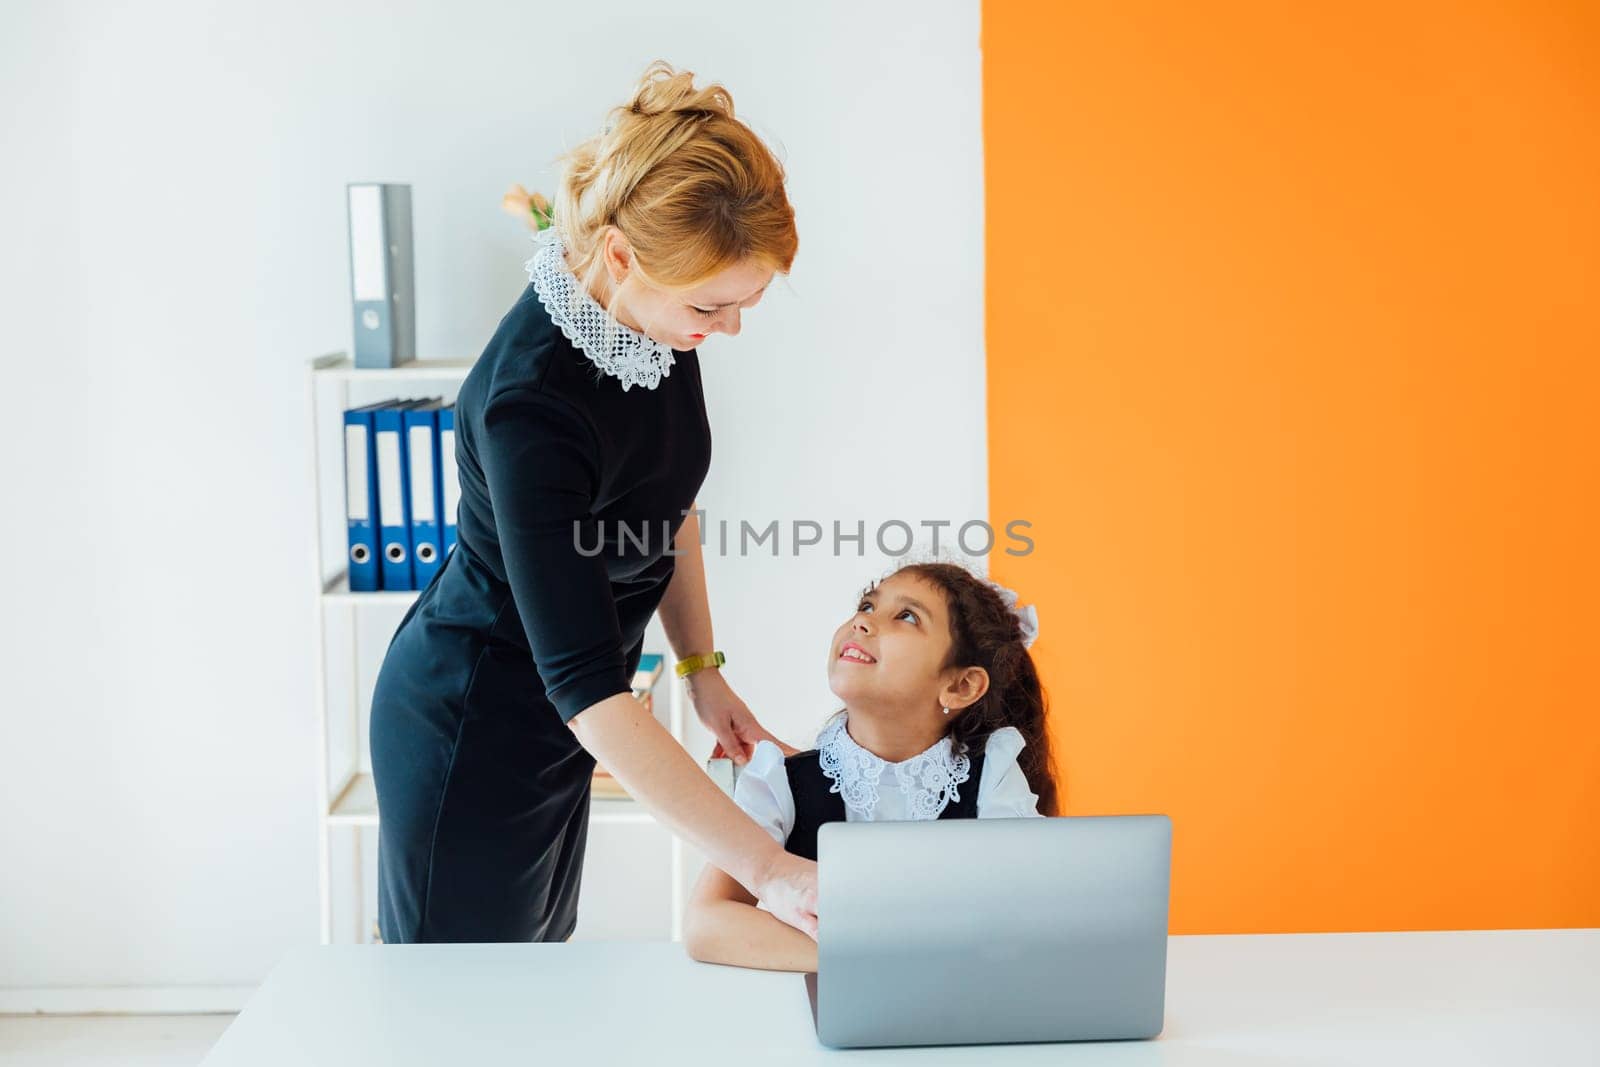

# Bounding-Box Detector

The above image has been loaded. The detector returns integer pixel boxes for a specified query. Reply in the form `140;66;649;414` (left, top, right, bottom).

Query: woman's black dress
370;280;711;944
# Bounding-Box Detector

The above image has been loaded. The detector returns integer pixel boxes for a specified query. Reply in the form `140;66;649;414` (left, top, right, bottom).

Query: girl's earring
941;706;950;716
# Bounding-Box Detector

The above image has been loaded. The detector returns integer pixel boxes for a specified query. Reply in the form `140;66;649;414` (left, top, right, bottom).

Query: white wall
0;0;985;994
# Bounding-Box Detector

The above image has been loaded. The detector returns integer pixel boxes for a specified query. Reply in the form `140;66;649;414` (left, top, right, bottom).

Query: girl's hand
687;670;787;765
755;848;819;941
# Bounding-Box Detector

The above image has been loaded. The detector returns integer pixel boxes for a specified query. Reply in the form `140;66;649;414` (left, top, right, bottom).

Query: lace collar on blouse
816;713;972;821
524;231;677;392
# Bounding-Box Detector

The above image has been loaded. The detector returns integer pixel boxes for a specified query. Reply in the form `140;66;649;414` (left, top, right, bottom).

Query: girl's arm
684;859;819;973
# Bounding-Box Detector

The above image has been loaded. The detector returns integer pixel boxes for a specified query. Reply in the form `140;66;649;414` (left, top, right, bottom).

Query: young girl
684;561;1060;972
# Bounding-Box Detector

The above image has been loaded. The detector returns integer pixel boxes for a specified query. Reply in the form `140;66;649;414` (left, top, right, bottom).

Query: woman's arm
474;390;815;934
574;505;816;933
684;859;819;972
655;504;714;664
654;503;785;763
569;693;817;937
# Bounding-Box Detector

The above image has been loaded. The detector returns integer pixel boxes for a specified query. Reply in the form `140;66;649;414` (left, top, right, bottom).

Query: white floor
0;1015;233;1066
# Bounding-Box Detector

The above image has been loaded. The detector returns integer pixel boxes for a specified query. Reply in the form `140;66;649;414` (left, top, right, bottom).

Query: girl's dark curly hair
870;561;1062;816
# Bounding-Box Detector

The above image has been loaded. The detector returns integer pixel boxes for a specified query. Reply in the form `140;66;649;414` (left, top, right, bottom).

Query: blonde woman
369;60;815;944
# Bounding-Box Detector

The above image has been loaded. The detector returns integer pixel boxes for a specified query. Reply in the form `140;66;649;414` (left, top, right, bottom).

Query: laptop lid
813;814;1172;1049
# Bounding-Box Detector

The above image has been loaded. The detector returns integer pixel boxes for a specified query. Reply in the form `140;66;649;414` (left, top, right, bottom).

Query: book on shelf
632;653;664;691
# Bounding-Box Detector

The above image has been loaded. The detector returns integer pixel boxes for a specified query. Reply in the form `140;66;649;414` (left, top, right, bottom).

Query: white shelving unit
305;351;691;945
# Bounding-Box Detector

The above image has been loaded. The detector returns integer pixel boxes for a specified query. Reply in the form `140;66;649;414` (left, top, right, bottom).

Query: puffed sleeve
731;740;796;846
975;726;1045;818
479;383;631;724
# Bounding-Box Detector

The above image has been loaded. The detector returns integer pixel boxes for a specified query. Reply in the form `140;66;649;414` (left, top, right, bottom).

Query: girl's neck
840;706;946;763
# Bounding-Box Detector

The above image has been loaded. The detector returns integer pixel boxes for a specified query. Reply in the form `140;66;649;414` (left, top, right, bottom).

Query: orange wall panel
983;1;1599;932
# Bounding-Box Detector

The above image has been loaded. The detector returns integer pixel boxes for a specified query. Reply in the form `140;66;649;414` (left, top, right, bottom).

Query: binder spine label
407;425;435;522
376;432;403;525
344;425;370;521
349;185;388;300
440;429;461;518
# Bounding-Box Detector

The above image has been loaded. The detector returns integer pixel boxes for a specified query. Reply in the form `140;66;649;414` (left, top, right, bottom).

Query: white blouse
732;713;1045;851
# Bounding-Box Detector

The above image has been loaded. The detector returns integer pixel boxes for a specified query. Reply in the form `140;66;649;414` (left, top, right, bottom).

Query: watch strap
674;650;726;678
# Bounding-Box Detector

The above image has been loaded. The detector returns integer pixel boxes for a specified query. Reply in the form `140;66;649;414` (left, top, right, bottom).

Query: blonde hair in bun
553;59;798;295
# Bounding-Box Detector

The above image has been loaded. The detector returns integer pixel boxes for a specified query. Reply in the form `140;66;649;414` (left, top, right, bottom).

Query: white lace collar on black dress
524;231;677;393
815;713;973;821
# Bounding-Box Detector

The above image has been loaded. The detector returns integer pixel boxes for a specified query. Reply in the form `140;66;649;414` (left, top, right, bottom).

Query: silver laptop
806;814;1172;1049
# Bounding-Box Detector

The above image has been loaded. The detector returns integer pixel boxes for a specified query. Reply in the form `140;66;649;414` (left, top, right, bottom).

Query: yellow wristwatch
674;650;726;679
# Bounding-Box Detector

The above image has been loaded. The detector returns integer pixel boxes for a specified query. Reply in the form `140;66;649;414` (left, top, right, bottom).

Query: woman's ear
600;225;633;281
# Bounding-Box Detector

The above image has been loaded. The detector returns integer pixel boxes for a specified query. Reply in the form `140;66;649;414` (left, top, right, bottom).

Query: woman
370;60;816;945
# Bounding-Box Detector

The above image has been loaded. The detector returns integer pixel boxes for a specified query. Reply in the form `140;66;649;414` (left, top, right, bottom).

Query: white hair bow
985;579;1040;649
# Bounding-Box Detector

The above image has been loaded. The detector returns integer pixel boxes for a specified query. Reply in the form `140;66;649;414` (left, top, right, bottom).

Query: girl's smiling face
828;572;973;725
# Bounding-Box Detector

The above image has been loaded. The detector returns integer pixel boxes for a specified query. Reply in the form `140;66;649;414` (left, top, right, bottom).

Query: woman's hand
687;669;789;764
754;848;819;941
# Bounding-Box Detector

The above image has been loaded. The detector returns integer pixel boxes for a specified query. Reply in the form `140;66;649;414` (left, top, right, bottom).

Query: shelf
321;571;422;605
327;773;378;826
310;353;475;380
326;773;657;827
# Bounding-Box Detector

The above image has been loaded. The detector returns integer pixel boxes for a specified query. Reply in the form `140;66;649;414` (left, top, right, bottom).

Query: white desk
204;930;1598;1065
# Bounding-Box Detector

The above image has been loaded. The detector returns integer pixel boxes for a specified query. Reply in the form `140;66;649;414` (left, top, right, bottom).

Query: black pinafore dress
779;745;990;861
